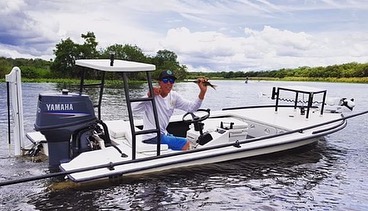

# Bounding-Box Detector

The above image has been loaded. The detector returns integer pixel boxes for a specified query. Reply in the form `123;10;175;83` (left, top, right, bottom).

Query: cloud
0;0;57;57
1;0;368;71
161;25;368;72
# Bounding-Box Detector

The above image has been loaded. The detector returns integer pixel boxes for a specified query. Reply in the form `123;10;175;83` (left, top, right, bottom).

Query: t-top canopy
278;86;327;94
75;59;156;72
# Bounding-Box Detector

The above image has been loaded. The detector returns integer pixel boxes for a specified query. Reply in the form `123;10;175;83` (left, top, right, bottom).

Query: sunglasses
161;78;175;84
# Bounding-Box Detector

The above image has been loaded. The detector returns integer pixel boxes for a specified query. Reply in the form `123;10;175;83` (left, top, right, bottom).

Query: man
133;70;208;150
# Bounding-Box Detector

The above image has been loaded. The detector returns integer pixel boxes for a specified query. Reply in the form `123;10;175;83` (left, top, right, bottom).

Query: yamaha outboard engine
34;90;97;171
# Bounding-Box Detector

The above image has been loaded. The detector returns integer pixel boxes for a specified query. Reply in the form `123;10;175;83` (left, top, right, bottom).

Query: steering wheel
182;108;210;124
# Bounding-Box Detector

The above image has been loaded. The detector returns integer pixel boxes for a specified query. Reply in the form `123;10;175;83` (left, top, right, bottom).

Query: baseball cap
158;70;177;80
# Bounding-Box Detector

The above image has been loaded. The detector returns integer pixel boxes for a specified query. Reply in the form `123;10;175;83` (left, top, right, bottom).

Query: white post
5;67;25;156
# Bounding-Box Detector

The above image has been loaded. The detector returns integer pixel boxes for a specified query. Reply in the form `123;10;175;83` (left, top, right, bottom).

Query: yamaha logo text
46;103;74;111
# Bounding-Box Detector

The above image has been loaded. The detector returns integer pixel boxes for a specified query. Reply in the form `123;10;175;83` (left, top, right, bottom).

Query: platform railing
5;67;25;156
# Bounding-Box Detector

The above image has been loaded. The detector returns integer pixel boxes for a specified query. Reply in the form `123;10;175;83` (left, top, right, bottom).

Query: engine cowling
34;90;97;170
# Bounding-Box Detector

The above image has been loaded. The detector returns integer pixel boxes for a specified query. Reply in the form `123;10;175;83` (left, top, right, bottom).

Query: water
1;80;368;210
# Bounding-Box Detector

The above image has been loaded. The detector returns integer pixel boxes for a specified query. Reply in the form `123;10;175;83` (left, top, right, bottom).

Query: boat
2;58;366;186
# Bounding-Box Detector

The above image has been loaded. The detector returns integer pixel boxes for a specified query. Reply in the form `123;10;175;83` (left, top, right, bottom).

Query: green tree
154;50;178;66
151;50;186;79
0;57;13;77
174;64;188;80
121;44;146;62
101;44;124;59
153;50;179;68
51;32;100;78
51;38;79;78
102;44;147;62
101;44;150;80
79;32;99;59
324;65;341;78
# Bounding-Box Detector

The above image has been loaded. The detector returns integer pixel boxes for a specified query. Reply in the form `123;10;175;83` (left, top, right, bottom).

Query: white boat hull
60;106;347;182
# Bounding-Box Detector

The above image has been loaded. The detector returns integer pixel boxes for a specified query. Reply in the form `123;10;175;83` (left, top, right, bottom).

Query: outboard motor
34;90;97;171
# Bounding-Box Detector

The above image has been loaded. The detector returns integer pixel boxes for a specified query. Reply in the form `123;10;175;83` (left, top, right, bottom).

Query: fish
193;80;217;90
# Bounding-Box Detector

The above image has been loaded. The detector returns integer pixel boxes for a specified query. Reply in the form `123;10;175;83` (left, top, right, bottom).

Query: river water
0;80;367;210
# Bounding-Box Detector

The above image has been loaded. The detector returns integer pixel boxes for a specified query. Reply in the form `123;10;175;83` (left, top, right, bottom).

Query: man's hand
197;77;208;91
197;77;208;100
147;87;161;97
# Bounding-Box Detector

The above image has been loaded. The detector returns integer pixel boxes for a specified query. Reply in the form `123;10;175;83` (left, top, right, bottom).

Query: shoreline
2;76;368;85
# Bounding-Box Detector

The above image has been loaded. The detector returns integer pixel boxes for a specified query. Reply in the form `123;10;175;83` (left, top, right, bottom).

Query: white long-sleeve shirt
133;91;202;140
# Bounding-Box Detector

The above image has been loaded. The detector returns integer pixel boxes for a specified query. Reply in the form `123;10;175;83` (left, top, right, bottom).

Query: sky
1;0;368;72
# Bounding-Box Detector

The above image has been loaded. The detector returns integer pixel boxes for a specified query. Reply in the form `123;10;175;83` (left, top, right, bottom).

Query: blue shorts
143;134;188;150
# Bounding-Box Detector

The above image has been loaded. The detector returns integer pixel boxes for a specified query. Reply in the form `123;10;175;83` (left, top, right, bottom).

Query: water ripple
1;81;368;210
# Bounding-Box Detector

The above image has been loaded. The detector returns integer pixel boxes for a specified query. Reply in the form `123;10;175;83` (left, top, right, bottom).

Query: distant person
133;70;208;150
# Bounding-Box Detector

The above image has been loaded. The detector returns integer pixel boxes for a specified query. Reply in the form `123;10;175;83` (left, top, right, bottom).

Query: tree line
1;31;368;81
0;32;188;81
188;62;368;79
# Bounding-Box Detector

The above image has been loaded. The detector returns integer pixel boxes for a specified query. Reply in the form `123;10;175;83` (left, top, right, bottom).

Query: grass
247;77;368;83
